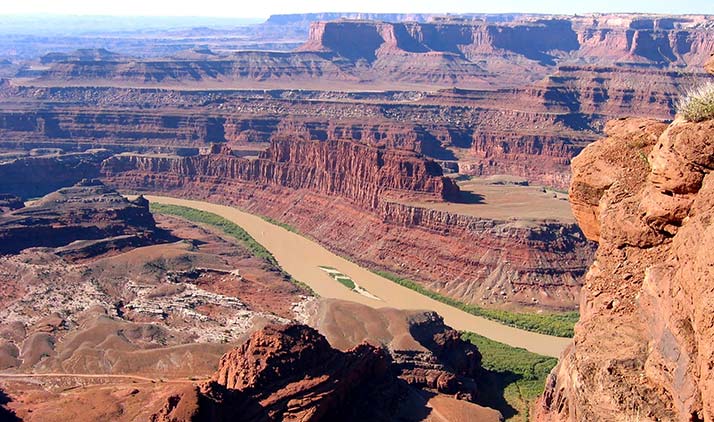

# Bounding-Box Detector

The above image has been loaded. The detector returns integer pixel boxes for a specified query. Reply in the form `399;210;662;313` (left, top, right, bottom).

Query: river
145;195;571;357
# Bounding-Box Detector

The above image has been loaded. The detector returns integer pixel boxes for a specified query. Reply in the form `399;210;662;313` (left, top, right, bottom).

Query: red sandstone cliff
102;139;459;208
101;140;593;311
299;17;713;73
535;89;714;419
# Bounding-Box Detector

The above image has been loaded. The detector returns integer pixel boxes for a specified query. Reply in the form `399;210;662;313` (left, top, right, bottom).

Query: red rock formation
0;179;164;255
568;118;669;240
463;132;582;188
214;324;339;391
300;16;713;73
313;301;486;401
101;143;593;310
213;324;394;422
151;323;497;422
536;112;714;419
102;138;459;208
398;312;482;400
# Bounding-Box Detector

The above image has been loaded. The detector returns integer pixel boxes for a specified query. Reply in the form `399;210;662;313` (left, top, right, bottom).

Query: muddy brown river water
145;195;571;357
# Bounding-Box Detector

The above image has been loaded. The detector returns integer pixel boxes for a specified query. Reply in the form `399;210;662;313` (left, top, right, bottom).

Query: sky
0;0;713;18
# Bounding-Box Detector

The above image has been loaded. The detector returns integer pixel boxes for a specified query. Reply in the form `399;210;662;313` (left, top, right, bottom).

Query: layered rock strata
101;142;593;310
536;107;714;418
2;15;713;191
0;179;162;255
102;139;459;206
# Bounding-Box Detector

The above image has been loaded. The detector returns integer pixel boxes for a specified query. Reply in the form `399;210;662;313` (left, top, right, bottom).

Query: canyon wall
4;16;710;217
300;16;714;72
100;139;593;311
536;112;714;419
102;139;458;208
6;11;713;190
0;150;108;198
0;84;596;189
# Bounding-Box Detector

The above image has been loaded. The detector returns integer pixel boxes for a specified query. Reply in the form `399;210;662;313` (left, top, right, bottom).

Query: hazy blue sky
1;0;713;17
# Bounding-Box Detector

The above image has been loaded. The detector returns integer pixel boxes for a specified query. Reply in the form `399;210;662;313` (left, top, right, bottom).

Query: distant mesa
171;46;222;60
40;48;125;64
22;15;713;90
0;179;166;256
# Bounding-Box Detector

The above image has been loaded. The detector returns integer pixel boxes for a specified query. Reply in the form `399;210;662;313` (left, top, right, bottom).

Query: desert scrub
462;331;558;421
150;203;316;296
374;270;578;337
677;81;714;122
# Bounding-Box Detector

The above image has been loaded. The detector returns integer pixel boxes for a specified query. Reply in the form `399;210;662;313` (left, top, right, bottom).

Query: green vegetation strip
374;270;578;337
260;216;299;233
150;203;316;296
462;331;557;421
153;203;577;337
318;266;357;290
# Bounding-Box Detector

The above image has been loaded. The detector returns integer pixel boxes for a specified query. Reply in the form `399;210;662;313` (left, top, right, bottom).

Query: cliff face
536;112;714;418
571;16;714;67
529;65;689;119
379;202;591;309
0;86;591;189
464;132;580;188
101;142;593;311
102;139;458;209
300;17;713;70
299;19;577;65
